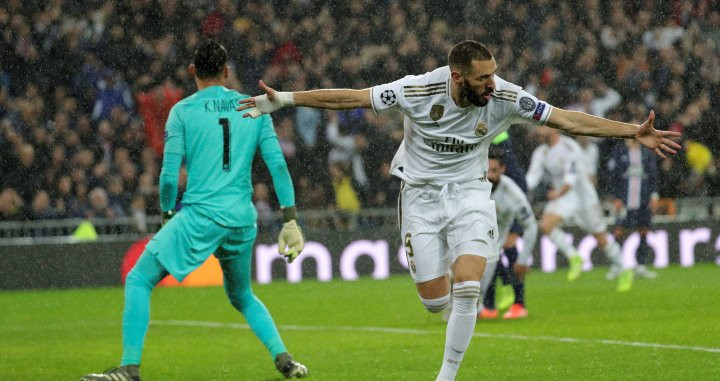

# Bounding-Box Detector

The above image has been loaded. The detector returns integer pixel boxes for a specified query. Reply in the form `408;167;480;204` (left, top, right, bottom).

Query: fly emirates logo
423;136;479;153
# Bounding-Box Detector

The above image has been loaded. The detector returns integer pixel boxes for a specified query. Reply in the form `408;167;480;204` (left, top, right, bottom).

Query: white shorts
399;179;499;283
544;192;607;234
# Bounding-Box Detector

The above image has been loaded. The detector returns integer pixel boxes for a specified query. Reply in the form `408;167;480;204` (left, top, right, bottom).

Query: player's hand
649;198;659;214
278;219;305;263
613;199;624;213
513;263;530;281
613;226;625;240
162;210;175;226
635;110;682;159
547;189;560;201
236;80;294;118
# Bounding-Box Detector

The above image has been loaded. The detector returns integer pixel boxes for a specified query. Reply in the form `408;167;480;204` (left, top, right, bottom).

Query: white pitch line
151;319;720;354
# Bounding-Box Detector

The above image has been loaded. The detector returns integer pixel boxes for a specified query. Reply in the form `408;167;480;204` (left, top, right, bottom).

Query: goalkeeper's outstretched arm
237;80;371;117
258;113;305;261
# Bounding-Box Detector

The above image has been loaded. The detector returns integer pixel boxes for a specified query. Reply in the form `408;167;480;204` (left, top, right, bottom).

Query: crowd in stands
1;0;719;227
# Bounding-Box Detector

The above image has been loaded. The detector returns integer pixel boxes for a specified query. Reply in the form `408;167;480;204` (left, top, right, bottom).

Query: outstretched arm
546;108;681;158
258;115;305;261
237;80;371;117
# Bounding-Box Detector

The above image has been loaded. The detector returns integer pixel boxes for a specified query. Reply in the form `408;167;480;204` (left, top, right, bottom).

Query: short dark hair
448;40;493;73
193;40;228;79
488;146;506;164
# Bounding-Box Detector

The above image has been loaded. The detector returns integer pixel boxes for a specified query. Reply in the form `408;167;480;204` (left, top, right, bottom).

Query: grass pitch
1;264;719;380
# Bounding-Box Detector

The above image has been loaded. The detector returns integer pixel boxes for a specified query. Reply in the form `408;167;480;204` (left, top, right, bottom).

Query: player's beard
461;79;489;107
490;177;499;192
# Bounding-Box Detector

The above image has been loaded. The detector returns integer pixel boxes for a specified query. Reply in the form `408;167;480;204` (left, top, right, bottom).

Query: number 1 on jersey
219;118;230;171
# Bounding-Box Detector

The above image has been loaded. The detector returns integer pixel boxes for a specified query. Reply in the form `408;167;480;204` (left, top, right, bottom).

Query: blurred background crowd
1;0;719;228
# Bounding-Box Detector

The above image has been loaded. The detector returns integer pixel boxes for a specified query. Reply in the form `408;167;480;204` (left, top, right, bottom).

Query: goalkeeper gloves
278;206;304;263
162;210;175;226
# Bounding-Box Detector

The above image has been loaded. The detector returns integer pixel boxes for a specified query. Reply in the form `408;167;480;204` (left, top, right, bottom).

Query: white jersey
580;141;599;178
373;66;553;185
526;135;600;205
492;175;538;265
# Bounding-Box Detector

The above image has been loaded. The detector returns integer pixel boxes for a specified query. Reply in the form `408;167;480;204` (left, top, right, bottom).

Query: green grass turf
1;264;719;380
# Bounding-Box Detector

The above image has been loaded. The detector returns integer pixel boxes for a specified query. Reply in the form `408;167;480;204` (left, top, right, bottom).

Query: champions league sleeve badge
519;96;536;111
380;89;397;106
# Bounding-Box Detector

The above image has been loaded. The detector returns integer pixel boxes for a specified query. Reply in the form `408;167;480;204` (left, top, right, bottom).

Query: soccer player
478;147;538;320
486;131;529;316
491;131;527;190
237;40;680;381
608;138;659;279
526;126;632;292
82;40;308;381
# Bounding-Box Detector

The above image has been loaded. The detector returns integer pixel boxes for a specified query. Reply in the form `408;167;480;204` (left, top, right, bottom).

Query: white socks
437;281;481;381
549;228;621;267
603;239;622;266
549;228;577;259
420;293;452;313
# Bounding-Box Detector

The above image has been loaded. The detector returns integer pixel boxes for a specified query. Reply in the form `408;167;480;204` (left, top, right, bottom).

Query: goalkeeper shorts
145;205;257;281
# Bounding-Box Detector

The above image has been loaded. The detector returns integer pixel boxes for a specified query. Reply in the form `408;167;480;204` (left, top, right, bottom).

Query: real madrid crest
429;104;444;121
475;121;488;137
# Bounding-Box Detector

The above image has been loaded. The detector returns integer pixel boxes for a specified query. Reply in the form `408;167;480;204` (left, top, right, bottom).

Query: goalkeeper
83;40;307;381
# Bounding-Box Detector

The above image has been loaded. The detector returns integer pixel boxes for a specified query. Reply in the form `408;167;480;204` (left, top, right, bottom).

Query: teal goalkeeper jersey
163;85;295;227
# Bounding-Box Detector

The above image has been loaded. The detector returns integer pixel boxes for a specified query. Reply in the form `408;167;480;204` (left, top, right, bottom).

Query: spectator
0;0;717;224
295;175;329;211
6;144;42;203
88;162;110;191
291;74;322;149
27;190;57;220
91;70;133;121
53;175;74;218
135;79;183;156
111;147;132;174
0;188;25;221
253;182;276;231
135;172;159;216
87;187;118;219
96;119;115;165
276;116;298;160
119;162;139;194
656;156;687;215
325;111;369;188
68;182;90;218
139;147;159;178
684;140;716;196
369;162;401;208
129;195;148;234
44;145;69;191
589;80;622;118
329;162;361;230
686;140;713;176
107;175;130;215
